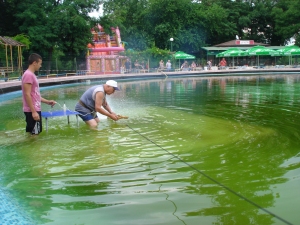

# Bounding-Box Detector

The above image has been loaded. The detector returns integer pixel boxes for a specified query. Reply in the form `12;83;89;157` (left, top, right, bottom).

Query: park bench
46;74;59;78
1;68;21;81
66;73;77;76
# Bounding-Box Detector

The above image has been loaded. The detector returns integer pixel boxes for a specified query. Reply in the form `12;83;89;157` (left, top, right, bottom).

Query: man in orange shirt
219;58;227;70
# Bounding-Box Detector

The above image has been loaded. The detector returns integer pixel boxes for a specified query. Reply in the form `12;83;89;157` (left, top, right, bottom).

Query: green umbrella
247;46;278;56
174;51;195;69
269;49;282;65
283;46;300;56
246;46;280;66
216;48;245;67
268;46;300;65
174;51;195;59
282;46;300;65
216;52;224;58
276;45;300;55
216;48;245;57
270;49;281;56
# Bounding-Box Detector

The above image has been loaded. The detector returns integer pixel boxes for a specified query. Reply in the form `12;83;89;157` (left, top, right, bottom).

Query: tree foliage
272;0;300;45
1;0;102;71
12;34;31;49
101;0;298;51
0;0;299;67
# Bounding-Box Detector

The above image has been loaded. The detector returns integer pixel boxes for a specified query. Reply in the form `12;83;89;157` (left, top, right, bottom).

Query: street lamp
170;38;174;52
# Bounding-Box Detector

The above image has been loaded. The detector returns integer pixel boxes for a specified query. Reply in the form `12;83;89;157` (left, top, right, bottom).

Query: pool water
0;75;299;225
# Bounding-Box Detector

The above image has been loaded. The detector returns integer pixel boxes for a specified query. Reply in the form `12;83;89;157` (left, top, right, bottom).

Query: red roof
214;40;269;47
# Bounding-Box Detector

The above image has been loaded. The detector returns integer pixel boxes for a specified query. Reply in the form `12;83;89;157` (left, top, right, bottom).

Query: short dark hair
28;53;42;65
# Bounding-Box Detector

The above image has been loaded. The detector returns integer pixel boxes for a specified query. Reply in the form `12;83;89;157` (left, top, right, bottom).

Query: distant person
166;60;172;71
75;80;120;128
22;53;56;135
191;61;196;70
181;61;189;71
134;60;140;72
207;60;212;70
159;60;164;70
219;58;227;70
140;61;145;69
125;58;131;73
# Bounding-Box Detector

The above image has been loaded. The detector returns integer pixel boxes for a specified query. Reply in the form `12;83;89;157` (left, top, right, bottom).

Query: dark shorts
24;111;42;134
75;102;98;122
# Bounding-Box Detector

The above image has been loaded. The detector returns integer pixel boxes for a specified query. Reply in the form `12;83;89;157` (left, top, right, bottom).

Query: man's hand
48;100;56;107
109;112;119;121
117;115;129;119
32;111;40;121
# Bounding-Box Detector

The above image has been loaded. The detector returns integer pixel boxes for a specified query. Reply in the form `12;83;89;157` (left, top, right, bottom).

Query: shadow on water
0;74;300;225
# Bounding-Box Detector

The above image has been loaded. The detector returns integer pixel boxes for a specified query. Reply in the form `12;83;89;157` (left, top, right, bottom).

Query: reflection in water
0;75;300;225
128;123;292;225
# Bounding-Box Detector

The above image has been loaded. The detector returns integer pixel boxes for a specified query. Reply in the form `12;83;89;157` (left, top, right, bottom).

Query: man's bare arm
94;92;118;120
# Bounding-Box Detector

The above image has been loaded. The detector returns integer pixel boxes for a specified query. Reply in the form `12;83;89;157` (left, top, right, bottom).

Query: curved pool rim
1;67;300;93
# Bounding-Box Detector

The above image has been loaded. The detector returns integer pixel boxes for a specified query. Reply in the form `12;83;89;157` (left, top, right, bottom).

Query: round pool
0;75;299;225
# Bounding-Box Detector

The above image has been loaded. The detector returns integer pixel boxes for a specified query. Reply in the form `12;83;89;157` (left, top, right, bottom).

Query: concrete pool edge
1;68;300;93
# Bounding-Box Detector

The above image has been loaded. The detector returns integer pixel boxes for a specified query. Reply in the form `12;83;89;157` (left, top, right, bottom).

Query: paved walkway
1;67;300;93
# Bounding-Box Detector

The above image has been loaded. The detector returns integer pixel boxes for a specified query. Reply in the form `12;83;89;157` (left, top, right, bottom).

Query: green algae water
0;75;299;225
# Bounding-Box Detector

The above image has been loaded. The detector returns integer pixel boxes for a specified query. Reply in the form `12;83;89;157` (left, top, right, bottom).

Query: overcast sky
89;5;103;18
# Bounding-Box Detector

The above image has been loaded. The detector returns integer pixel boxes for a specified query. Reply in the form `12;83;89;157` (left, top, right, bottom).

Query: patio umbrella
246;46;279;66
268;46;297;65
275;46;299;56
216;48;244;57
216;48;245;66
269;49;281;56
279;45;299;53
283;46;300;65
174;51;195;68
283;46;300;56
269;49;281;65
174;51;195;59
